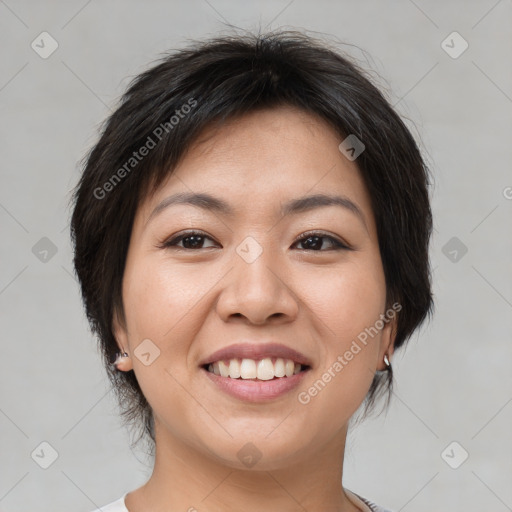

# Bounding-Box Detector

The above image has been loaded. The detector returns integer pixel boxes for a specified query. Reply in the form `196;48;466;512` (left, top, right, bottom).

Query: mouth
201;357;311;381
198;342;313;401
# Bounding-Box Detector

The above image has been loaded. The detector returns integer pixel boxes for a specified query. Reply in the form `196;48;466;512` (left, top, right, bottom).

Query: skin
113;105;396;512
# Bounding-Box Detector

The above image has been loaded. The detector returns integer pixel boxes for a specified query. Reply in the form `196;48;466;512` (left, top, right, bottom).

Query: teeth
229;359;241;379
207;357;305;380
218;360;230;377
257;358;275;381
274;358;286;377
285;359;295;377
240;359;257;379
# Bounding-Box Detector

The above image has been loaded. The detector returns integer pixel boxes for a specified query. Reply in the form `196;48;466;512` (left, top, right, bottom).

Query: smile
201;360;311;402
204;357;310;380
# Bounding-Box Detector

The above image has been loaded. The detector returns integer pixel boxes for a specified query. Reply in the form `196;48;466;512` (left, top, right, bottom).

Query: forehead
137;106;375;229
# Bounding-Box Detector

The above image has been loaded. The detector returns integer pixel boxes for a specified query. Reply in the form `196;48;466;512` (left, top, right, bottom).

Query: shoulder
88;493;128;512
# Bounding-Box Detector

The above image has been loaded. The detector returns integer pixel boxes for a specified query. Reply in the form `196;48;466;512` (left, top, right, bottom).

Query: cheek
120;259;189;383
293;256;385;410
121;256;219;402
302;254;386;344
122;256;209;339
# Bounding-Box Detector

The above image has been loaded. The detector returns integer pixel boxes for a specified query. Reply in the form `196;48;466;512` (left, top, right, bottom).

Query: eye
157;230;351;252
158;230;219;250
292;231;351;251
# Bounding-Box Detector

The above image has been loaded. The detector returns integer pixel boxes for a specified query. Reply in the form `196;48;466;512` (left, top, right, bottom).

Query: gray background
1;1;511;511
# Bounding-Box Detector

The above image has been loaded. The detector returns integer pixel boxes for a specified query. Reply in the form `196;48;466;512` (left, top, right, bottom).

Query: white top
90;489;392;511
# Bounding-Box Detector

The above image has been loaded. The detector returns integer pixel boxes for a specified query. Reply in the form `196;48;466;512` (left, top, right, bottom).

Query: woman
70;29;434;512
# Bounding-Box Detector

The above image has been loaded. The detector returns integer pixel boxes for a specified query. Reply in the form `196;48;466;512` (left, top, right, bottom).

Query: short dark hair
70;29;434;447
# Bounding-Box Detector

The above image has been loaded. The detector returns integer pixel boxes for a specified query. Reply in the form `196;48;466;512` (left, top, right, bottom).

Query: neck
126;422;360;512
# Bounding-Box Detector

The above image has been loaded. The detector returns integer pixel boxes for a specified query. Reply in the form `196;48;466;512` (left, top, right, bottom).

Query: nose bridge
216;234;298;324
235;234;280;291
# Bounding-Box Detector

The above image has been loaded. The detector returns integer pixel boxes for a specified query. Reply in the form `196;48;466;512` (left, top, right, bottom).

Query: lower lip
201;367;310;402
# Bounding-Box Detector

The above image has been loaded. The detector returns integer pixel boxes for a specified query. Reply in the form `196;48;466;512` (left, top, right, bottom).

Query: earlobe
377;317;397;371
113;351;133;372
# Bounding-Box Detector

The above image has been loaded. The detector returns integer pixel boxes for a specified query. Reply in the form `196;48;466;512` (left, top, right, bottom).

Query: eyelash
157;230;351;252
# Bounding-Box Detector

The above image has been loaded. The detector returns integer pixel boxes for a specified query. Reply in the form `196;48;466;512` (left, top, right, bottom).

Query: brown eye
160;231;219;250
158;230;350;252
292;232;350;251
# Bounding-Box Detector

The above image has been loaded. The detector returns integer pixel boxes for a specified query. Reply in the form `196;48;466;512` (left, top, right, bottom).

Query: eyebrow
146;191;367;230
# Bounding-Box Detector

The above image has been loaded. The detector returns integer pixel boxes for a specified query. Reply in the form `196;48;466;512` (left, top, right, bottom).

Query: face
113;105;396;470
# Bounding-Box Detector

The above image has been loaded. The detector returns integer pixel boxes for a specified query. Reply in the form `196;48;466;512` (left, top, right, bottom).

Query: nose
215;239;299;326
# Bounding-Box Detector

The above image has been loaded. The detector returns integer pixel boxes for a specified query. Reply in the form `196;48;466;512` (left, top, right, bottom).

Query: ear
376;315;397;371
112;308;133;372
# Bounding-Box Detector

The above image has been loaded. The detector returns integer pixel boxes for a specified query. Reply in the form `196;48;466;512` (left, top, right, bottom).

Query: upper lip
199;342;313;368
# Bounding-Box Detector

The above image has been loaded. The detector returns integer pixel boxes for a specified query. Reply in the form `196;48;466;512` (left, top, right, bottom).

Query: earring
113;351;129;368
383;353;390;368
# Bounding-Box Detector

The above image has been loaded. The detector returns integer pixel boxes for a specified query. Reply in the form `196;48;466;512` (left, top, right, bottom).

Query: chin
197;426;317;471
